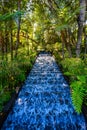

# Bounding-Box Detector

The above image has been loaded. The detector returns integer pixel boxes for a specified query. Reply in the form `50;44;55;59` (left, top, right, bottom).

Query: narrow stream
2;53;86;130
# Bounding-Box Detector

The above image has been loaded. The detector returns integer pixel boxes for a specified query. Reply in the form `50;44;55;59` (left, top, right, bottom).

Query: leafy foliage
0;51;36;112
0;90;11;112
71;81;85;113
60;58;87;113
0;0;87;115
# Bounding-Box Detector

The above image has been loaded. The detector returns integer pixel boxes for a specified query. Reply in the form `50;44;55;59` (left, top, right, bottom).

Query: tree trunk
61;31;65;59
84;0;87;58
26;33;29;55
67;29;72;57
0;32;4;60
85;36;87;57
10;25;13;60
76;0;86;57
15;0;21;57
4;22;8;61
61;30;72;58
83;26;87;58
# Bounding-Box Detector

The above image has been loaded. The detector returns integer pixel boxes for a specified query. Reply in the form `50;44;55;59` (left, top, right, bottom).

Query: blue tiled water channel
2;53;86;130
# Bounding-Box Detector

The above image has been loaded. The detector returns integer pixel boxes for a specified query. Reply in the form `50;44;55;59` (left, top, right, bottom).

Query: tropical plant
60;58;87;113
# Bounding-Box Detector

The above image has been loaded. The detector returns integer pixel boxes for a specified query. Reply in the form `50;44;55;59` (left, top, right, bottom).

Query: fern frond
71;83;84;114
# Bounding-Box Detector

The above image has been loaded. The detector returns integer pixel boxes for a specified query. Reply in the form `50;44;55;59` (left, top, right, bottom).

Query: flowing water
2;53;87;130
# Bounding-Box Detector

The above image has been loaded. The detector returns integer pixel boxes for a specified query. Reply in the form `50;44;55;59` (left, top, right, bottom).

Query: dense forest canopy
0;0;87;59
0;0;87;114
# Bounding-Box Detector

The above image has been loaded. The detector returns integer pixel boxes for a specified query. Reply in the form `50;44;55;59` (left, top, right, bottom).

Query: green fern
71;81;85;113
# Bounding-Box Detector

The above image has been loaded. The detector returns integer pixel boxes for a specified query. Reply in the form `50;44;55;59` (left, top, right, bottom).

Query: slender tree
15;0;21;57
76;0;86;57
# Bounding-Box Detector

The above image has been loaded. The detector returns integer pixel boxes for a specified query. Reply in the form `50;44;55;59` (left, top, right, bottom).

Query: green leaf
77;76;86;83
71;81;82;89
64;71;71;76
55;24;69;31
72;86;84;114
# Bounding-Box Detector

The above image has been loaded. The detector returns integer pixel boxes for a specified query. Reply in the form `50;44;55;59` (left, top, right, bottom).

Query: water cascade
2;53;86;130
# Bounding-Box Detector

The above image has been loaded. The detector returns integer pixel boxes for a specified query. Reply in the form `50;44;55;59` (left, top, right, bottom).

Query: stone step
2;53;86;130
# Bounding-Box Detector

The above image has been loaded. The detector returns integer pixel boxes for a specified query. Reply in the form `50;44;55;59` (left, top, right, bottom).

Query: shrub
0;52;37;112
60;58;87;113
0;60;9;87
0;85;11;112
7;63;26;88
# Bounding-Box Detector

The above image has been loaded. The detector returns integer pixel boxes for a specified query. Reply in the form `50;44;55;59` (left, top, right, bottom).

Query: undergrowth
0;51;37;112
54;52;87;114
60;58;87;114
